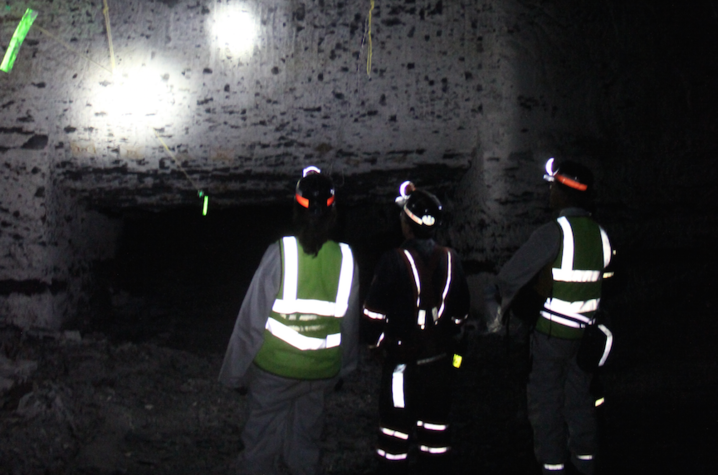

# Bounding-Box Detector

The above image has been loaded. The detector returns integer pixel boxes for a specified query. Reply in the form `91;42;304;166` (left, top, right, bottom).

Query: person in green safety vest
492;159;613;475
219;166;360;475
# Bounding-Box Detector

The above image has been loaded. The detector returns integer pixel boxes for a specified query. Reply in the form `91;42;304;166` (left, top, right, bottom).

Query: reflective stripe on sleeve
265;317;341;350
576;454;594;461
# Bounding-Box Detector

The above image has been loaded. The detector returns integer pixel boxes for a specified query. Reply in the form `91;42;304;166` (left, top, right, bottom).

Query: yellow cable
151;128;202;193
102;0;116;74
367;0;374;77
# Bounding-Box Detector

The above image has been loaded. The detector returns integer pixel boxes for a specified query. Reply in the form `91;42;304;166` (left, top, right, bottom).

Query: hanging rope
151;128;202;193
102;0;116;73
366;0;374;76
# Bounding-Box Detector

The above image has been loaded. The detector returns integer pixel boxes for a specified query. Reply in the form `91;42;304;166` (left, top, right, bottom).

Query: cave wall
1;0;717;329
0;146;120;329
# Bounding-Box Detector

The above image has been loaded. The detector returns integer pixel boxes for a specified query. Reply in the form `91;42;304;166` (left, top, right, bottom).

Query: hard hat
295;166;335;215
543;158;593;192
395;181;442;228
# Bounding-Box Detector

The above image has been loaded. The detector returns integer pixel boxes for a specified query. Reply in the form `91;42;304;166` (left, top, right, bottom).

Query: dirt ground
2;241;716;474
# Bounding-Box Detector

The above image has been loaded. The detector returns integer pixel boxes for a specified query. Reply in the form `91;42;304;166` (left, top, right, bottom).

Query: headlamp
543;158;556;182
395;180;415;206
543;158;588;191
303;165;321;177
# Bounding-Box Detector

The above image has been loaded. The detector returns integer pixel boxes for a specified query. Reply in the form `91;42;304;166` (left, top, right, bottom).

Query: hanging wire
151;128;202;192
366;0;374;76
102;0;116;73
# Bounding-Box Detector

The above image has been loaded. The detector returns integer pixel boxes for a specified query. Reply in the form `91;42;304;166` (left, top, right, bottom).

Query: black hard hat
543;158;594;192
295;166;335;215
395;181;442;228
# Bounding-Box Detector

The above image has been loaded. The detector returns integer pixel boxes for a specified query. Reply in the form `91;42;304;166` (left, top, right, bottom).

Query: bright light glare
109;68;169;117
212;7;257;58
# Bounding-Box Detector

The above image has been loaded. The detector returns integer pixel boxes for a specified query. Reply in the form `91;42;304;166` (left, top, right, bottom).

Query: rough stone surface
2;0;718;328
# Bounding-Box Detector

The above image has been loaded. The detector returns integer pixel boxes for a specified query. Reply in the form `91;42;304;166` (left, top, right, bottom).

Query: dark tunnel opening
90;202;406;355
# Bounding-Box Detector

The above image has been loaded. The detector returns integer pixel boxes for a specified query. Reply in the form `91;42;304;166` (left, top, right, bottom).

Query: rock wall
1;0;717;328
0;146;120;329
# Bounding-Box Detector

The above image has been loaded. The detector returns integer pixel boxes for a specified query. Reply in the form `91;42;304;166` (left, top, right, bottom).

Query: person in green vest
493;159;613;475
219;166;360;475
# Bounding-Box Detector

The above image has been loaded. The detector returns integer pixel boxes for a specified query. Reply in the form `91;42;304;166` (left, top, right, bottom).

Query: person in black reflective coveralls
362;182;470;475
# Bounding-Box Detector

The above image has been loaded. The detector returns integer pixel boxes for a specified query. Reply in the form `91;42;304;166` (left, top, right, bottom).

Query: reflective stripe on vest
267;237;354;350
265;317;341;350
402;248;452;328
272;236;354;317
541;217;609;329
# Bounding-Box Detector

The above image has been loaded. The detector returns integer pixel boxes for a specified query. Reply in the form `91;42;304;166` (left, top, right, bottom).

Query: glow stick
1;8;38;73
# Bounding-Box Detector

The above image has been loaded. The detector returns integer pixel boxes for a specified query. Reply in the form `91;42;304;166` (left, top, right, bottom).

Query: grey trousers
527;332;597;475
236;365;337;475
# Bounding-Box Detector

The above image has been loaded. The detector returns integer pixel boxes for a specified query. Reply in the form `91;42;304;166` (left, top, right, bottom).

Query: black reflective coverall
363;238;470;475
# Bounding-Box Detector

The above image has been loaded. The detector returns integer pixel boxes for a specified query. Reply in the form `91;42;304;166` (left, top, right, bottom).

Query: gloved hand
484;284;504;334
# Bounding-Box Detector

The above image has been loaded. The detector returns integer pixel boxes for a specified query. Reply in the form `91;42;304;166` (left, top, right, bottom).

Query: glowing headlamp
303;165;321;177
543;158;588;191
543;158;557;182
395;180;415;206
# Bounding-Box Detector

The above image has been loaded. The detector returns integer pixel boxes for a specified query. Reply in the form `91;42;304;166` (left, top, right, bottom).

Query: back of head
293;166;337;255
395;181;443;239
543;158;594;209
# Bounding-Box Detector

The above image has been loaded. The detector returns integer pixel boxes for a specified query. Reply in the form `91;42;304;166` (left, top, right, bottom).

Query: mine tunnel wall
2;0;717;330
1;147;121;329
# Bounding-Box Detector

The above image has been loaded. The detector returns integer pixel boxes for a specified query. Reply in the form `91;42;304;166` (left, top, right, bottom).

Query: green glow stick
202;195;209;216
1;8;38;73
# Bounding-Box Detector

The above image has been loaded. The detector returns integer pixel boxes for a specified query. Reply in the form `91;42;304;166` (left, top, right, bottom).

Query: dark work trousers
236;365;337;475
527;331;597;475
376;355;454;475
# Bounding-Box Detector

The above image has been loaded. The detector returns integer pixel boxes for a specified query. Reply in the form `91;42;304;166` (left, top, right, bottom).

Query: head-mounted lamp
543;158;588;192
395;180;415;206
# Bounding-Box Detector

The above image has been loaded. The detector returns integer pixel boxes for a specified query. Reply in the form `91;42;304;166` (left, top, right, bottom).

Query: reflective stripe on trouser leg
571;453;596;475
416;419;451;458
377;362;412;475
543;463;565;473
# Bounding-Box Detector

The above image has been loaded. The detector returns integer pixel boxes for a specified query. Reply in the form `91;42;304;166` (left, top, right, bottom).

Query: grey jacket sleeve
497;222;561;314
218;243;281;388
339;260;361;378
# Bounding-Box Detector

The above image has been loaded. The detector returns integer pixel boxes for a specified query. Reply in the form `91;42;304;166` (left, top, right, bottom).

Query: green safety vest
536;216;611;339
254;236;354;379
